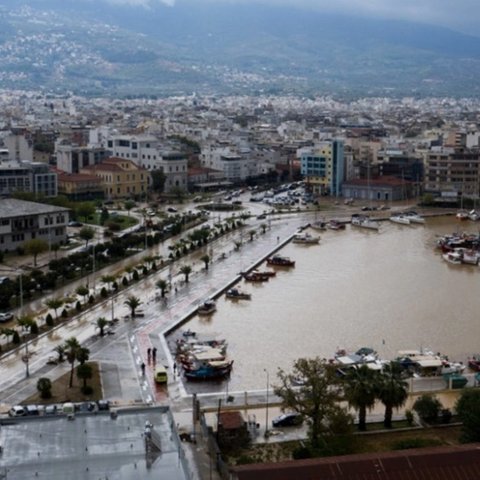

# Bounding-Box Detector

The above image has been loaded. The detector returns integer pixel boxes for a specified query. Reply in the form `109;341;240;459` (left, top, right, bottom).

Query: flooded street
182;216;480;393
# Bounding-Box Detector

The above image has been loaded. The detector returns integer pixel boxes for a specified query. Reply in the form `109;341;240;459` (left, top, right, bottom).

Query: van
154;365;168;384
62;402;75;414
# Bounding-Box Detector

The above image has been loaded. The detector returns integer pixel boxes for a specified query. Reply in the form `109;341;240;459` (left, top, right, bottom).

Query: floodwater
183;216;480;393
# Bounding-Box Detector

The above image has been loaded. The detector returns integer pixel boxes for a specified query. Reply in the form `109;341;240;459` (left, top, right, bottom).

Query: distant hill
1;0;480;97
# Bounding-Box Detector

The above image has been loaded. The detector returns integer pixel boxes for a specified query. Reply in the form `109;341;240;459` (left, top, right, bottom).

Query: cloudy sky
101;0;479;35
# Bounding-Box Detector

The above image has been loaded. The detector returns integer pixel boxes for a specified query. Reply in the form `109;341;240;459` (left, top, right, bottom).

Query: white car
8;405;26;417
0;312;13;323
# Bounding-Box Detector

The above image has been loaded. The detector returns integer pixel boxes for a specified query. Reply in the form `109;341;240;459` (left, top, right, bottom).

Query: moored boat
243;271;270;282
468;355;480;371
442;248;480;265
456;210;469;220
292;232;320;244
403;211;426;224
226;288;251;300
396;350;465;377
197;299;216;315
266;255;295;267
328;219;346;230
310;220;327;231
468;210;480;221
184;362;233;380
389;214;411;225
351;214;380;231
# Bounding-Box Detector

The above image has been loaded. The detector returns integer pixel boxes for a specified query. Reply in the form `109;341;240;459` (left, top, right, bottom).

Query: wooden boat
351;214;380;231
225;288;251;300
266;255;295;267
328;219;346;230
468;356;480;371
292;232;320;244
310;220;327;231
252;269;276;277
197;299;216;315
184;360;234;381
243;271;270;282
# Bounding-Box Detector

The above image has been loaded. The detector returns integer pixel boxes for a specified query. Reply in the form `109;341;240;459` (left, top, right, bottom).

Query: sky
100;0;479;35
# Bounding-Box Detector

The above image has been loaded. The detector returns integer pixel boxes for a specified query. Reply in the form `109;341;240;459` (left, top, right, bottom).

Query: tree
169;186;185;202
77;363;93;392
151;169;166;192
124;295;142;318
124;200;136;216
23;238;48;266
100;207;110;225
64;337;81;388
76;285;90;305
274;357;350;448
45;297;64;321
77;202;95;222
180;265;192;283
54;344;65;362
377;363;409;429
79;226;95;248
342;365;379;431
76;346;90;365
413;394;442;423
200;254;210;271
96;317;108;337
248;229;256;241
51;243;60;259
260;223;267;234
101;274;115;292
456;389;480;442
37;377;52;399
156;279;169;298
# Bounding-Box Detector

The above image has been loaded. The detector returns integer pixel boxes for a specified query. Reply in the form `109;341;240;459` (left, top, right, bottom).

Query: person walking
141;362;146;376
147;348;151;362
152;347;157;363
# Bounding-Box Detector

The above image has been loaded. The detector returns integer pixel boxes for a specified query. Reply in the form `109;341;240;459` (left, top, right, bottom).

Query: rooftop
0;198;70;217
0;406;189;480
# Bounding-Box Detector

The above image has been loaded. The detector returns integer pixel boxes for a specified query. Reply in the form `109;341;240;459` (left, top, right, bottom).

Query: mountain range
1;0;480;97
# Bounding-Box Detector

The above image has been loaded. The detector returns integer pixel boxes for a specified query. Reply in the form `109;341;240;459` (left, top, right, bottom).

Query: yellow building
57;172;104;200
81;157;149;199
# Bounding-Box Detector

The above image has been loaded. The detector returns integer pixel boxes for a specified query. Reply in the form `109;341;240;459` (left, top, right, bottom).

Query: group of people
140;347;158;375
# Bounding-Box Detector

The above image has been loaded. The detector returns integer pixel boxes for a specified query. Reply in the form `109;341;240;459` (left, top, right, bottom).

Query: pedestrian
147;348;151;361
152;347;157;362
141;362;146;376
173;362;177;377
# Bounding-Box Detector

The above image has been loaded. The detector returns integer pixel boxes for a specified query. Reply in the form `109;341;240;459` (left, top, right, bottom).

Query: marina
175;215;480;393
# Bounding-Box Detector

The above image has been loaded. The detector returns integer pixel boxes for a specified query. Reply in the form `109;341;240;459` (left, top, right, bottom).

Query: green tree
77;202;95;222
76;346;90;365
23;238;48;266
342;365;379;431
456;389;480;442
101;275;115;292
169;186;185;202
77;363;93;392
200;254;210;271
45;297;64;321
54;344;65;362
151;169;166;192
51;243;60;259
413;394;442;423
100;207;110;225
274;357;350;448
248;229;256;241
377;363;409;429
79;226;95;248
76;285;90;305
156;279;169;298
180;265;192;283
124;295;142;318
260;223;267;234
1;328;15;344
96;317;108;337
36;377;52;399
64;337;81;388
124;200;136;216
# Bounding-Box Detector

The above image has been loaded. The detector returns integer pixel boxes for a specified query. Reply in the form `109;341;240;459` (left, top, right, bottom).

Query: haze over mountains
1;0;480;97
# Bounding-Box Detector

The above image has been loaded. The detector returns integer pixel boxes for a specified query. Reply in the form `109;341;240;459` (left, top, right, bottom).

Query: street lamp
264;368;269;438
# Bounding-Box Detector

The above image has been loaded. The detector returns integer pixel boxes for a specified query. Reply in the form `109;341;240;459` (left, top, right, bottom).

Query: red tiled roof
232;444;480;480
218;411;244;430
58;172;101;182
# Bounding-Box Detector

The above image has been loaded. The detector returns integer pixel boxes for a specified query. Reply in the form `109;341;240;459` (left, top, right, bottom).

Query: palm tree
248;229;256;241
64;337;81;388
76;346;90;365
260;223;267;234
45;298;64;321
96;317;108;337
1;328;15;344
124;295;142;318
37;377;53;399
16;315;34;334
200;254;210;271
343;365;379;431
77;363;93;391
377;363;409;428
156;279;169;298
54;344;65;362
180;265;192;283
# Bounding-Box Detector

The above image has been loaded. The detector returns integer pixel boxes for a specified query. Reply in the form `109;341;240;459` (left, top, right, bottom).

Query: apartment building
0;160;57;197
55;142;111;174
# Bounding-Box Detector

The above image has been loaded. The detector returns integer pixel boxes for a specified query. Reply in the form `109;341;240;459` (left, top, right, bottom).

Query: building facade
57;172;104;201
300;140;345;196
0;161;57;197
159;152;188;193
55;143;111;174
0;199;69;252
81;157;149;199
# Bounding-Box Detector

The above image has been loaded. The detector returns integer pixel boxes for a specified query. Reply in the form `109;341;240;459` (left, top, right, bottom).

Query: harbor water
181;216;480;393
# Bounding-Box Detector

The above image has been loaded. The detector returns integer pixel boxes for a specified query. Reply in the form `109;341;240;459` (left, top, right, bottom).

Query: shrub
292;445;312;460
12;331;20;344
456;389;480;442
100;287;108;298
142;266;148;276
392;438;443;450
75;301;82;312
45;313;54;326
112;281;118;291
61;308;68;318
30;321;39;335
132;270;139;281
441;408;452;424
81;385;94;395
405;409;414;426
16;246;25;255
413;394;442;423
88;295;94;304
122;277;128;286
37;377;53;399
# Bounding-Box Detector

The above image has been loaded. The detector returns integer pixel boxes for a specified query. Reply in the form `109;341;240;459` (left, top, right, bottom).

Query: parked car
97;400;110;411
44;405;58;415
272;412;303;428
68;221;83;227
0;312;14;323
167;207;178;213
25;405;40;416
8;405;26;417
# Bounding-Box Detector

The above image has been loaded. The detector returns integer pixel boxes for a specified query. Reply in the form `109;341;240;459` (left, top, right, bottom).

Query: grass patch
24;362;103;404
364;420;412;431
85;213;138;229
391;437;444;450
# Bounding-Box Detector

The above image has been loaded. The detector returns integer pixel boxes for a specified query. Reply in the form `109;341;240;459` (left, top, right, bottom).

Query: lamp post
18;272;29;378
264;368;269;438
92;242;96;291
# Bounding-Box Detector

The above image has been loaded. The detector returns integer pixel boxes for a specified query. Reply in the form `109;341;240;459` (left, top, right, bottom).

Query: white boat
310;220;327;231
456;210;469;220
389;214;411;225
404;211;426;224
351;214;380;231
468;209;479;221
197;299;216;315
292;232;320;244
397;350;465;377
443;248;480;266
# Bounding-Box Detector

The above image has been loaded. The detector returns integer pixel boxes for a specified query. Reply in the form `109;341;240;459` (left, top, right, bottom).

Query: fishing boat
292;232;320;244
333;347;387;375
225;288;251;300
184;361;233;380
266;255;295;267
197;299;216;315
468;355;480;371
397;350;465;377
310;220;327;231
243;271;270;282
328;219;346;230
351;214;380;231
456;210;469;220
442;248;480;266
252;269;276;277
436;232;480;252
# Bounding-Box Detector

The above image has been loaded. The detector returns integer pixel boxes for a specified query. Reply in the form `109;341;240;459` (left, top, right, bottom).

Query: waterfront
181;215;480;393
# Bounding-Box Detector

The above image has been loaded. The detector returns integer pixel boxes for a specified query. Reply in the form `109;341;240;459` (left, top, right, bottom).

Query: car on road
68;221;83;227
167;207;178;213
8;405;26;417
0;312;14;323
272;412;303;428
